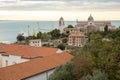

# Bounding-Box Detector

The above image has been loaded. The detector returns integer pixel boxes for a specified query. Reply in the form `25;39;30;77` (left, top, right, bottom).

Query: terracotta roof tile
0;43;59;58
69;33;85;37
29;39;41;42
0;52;73;80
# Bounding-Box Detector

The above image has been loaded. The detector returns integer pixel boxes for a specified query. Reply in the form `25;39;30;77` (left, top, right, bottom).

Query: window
6;60;8;66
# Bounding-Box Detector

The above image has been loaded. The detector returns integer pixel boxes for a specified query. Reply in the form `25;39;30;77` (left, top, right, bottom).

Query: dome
88;14;94;21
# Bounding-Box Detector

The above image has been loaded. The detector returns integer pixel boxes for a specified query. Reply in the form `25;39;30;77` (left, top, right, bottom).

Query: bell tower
59;17;65;33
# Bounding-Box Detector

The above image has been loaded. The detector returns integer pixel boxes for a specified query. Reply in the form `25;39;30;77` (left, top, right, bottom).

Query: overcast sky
0;0;120;20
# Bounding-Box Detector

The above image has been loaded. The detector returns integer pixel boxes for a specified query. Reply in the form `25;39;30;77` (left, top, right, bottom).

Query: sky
0;0;120;21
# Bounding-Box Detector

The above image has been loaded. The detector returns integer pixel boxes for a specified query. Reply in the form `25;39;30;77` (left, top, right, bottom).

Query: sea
0;20;120;43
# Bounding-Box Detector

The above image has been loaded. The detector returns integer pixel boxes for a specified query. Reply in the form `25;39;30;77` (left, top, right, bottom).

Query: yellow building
68;33;86;47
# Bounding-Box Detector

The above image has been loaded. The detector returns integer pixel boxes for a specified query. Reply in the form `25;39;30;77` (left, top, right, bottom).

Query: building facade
0;43;63;68
25;69;55;80
76;14;115;33
0;52;73;80
63;14;115;34
63;27;82;34
29;39;42;47
68;33;87;47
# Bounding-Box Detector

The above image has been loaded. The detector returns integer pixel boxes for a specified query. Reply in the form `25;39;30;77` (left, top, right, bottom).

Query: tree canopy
67;25;74;28
16;34;25;41
48;29;120;80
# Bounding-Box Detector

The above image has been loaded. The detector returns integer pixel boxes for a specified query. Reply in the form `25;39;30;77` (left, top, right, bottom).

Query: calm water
0;20;120;43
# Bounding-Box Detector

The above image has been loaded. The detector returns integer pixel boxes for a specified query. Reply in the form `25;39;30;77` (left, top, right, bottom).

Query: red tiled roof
0;43;59;58
69;33;85;37
0;52;73;80
29;39;41;42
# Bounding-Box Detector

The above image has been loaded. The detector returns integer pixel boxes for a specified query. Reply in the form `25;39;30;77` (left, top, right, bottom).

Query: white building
0;52;73;80
59;17;65;33
29;39;42;47
0;43;63;68
0;53;29;67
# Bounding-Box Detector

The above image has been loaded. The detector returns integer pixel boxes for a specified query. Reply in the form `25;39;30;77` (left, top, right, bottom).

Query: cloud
0;0;119;11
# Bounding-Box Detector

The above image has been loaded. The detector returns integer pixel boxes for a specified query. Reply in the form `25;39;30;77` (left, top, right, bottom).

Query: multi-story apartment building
68;33;87;47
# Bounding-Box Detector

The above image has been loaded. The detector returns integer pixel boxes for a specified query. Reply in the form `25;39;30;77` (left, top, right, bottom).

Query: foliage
37;31;42;39
41;32;51;41
60;33;68;38
62;38;68;43
48;29;120;80
57;43;66;50
25;29;68;44
87;30;120;80
73;56;95;80
16;34;25;41
26;36;37;40
81;70;108;80
50;29;61;39
48;62;75;80
104;25;108;32
42;43;51;47
67;25;74;28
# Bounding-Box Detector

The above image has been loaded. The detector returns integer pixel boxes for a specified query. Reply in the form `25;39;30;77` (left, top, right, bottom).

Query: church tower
88;14;94;22
59;17;65;33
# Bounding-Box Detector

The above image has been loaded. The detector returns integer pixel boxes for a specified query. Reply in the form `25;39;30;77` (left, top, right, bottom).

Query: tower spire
59;17;65;33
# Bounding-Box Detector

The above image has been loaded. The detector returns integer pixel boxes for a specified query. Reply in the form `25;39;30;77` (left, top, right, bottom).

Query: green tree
16;34;25;41
26;36;37;40
48;30;120;80
81;70;108;80
42;43;50;47
62;38;68;43
73;56;95;80
60;33;68;38
104;25;108;32
67;25;74;28
48;62;74;80
37;31;42;39
41;32;51;41
50;29;60;39
57;44;66;50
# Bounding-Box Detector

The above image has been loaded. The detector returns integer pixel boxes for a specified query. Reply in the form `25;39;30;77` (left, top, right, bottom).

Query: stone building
76;14;115;33
63;14;115;34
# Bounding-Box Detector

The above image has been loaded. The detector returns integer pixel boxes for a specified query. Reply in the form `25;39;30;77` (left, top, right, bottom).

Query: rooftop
0;43;59;59
69;33;85;37
29;39;41;42
0;52;73;80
